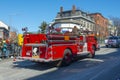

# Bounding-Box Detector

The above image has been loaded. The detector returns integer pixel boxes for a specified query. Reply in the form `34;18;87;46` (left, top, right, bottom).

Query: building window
64;13;70;17
81;20;83;26
84;22;86;27
75;11;81;15
83;13;86;17
87;23;89;29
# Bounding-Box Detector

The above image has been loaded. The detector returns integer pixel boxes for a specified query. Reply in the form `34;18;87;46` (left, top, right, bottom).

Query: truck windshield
47;23;80;34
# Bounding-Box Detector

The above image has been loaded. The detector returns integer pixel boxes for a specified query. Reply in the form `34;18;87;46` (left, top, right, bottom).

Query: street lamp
22;27;28;34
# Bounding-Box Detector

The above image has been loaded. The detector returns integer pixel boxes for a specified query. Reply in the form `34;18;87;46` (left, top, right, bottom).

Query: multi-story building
108;20;115;36
0;21;9;40
89;13;108;41
53;5;95;34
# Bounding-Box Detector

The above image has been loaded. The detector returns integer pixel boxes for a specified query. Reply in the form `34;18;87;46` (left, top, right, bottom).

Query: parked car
104;36;111;47
107;36;120;48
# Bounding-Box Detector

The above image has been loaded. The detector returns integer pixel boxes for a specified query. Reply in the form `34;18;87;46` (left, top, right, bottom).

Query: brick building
89;13;108;41
9;31;17;43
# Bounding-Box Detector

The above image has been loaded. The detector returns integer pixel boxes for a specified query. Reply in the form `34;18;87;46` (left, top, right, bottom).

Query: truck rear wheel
56;49;72;67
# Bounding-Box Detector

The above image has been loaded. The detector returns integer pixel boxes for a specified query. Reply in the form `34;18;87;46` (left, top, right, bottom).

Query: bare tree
109;17;120;36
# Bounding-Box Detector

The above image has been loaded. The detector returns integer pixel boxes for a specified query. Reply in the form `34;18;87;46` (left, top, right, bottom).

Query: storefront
0;21;9;40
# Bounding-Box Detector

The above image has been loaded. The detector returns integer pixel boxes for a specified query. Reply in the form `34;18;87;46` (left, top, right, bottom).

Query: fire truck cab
20;21;99;66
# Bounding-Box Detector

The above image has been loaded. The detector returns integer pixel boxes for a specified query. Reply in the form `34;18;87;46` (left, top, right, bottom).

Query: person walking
2;41;7;58
0;41;2;60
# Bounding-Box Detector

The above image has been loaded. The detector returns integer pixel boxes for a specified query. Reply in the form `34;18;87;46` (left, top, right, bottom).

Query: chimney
60;6;63;17
72;5;76;14
60;6;63;13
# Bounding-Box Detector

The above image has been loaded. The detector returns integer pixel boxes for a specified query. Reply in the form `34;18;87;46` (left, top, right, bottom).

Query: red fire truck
20;22;100;66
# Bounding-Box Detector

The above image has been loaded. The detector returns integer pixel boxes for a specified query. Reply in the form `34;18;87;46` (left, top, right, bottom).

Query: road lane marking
81;58;104;62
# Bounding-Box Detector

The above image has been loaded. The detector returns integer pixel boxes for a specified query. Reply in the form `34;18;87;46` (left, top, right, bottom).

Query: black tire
56;49;72;67
88;46;95;58
118;45;120;48
117;44;120;48
106;45;108;48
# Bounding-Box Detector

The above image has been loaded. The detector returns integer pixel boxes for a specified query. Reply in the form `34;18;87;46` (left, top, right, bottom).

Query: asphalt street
0;46;120;80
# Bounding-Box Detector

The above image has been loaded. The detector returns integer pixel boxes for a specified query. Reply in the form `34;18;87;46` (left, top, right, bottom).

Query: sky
0;0;120;33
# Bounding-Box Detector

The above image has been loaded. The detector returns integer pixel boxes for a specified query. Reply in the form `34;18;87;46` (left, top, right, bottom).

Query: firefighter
72;26;79;35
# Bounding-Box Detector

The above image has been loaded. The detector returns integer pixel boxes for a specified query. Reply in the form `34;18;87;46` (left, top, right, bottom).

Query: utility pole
8;13;19;59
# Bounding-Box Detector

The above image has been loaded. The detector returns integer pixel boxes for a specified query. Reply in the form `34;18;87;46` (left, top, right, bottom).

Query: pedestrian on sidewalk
2;41;7;58
0;41;2;59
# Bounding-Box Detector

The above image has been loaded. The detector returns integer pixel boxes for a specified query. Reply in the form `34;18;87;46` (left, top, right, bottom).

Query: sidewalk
0;56;14;62
0;58;2;61
100;44;105;48
0;57;13;63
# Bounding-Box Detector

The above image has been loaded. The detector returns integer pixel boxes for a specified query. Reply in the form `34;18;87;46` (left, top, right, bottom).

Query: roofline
0;21;10;30
57;9;88;14
89;13;108;20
